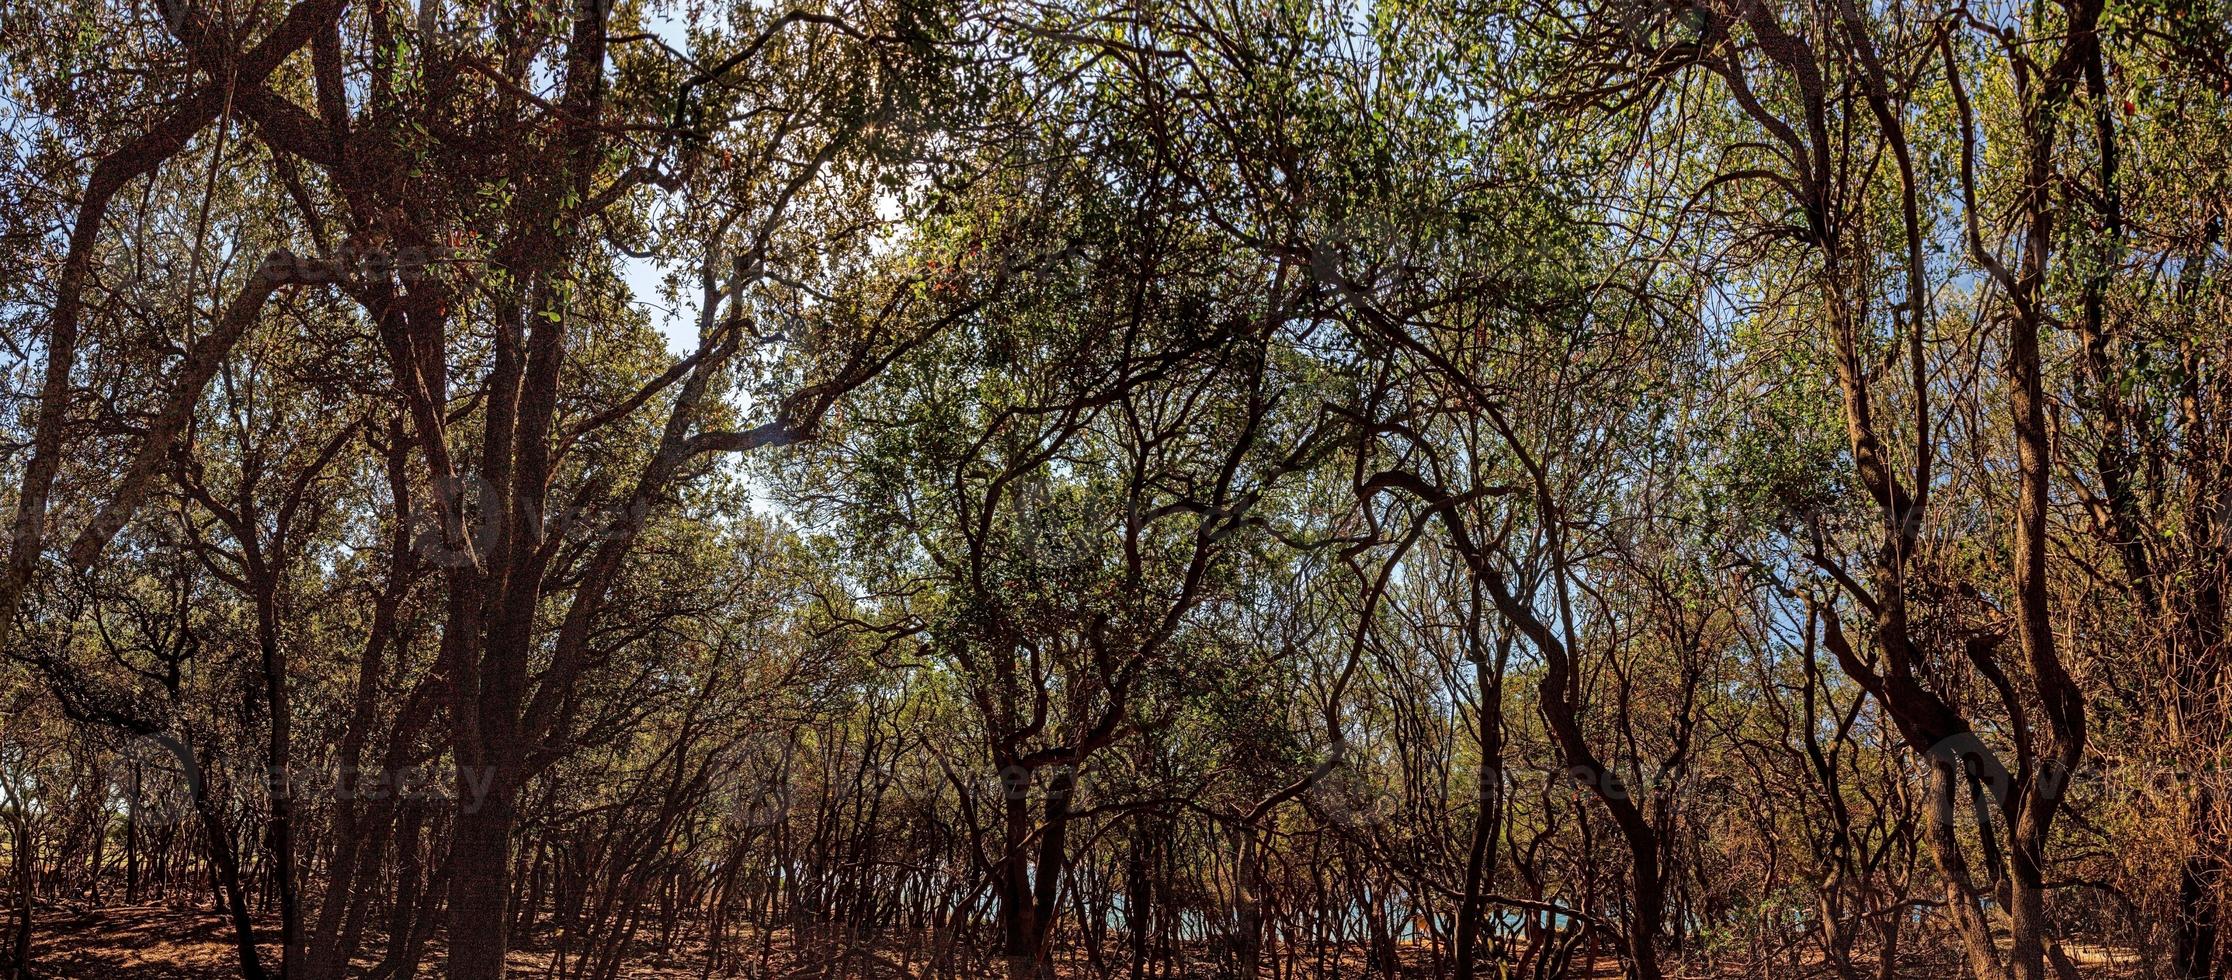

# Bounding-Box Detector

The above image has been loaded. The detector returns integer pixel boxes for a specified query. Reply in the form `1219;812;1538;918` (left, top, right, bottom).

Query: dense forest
2;0;2230;977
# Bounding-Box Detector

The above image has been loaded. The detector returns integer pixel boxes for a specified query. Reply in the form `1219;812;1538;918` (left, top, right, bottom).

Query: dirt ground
30;905;710;979
24;906;1599;978
31;906;1016;979
21;905;2146;978
36;905;281;979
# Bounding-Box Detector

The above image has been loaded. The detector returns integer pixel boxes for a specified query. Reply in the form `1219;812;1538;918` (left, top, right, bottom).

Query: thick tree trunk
163;737;267;980
2176;841;2221;980
1455;627;1509;980
253;586;302;977
1029;768;1075;979
996;766;1074;980
1126;821;1154;980
1230;822;1263;979
1874;909;1901;980
998;784;1036;977
125;762;141;904
446;783;520;980
5;809;31;980
1927;764;2003;978
1489;584;1663;979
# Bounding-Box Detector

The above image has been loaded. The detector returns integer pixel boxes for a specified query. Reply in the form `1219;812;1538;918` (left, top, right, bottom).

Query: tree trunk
1456;626;1509;980
446;782;520;980
167;736;267;980
2177;813;2222;980
5;807;31;980
998;781;1037;978
253;585;302;977
1927;764;2002;978
1231;822;1263;979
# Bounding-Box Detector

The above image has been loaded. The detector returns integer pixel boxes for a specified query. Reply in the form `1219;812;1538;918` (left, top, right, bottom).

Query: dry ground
25;907;1589;978
22;905;2147;978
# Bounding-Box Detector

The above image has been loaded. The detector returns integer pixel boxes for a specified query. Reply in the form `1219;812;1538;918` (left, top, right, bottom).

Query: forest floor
25;905;2146;978
28;906;1587;978
34;905;706;979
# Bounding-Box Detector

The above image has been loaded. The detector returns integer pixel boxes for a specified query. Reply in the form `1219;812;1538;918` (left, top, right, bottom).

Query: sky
622;1;701;355
623;253;698;354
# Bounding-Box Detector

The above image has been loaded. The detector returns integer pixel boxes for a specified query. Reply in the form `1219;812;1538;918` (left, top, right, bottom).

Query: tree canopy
2;0;2230;977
